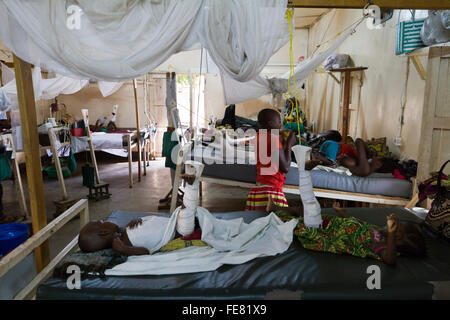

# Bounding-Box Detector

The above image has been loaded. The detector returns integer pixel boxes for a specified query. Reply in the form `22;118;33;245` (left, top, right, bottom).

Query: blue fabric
319;140;339;161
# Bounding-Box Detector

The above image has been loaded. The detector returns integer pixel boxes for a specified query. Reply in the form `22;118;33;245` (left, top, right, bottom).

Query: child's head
258;108;282;130
395;223;426;257
323;130;342;142
78;220;120;252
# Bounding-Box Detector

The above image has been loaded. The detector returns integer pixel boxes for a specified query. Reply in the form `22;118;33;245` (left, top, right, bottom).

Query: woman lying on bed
268;200;426;265
314;134;383;177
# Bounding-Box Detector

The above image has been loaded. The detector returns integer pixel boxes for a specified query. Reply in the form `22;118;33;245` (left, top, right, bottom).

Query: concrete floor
2;154;303;259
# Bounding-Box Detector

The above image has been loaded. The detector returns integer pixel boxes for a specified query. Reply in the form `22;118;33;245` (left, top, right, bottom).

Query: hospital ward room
0;0;450;308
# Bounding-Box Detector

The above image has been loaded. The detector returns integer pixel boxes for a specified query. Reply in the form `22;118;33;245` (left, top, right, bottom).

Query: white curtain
197;0;289;82
37;69;90;100
0;0;289;102
1;62;14;84
98;81;123;97
0;0;204;81
0;65;123;111
221;27;358;105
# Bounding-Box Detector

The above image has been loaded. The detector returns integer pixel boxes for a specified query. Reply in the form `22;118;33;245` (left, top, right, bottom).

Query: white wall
306;9;428;160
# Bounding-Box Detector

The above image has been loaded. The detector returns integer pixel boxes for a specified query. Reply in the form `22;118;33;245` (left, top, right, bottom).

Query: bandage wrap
176;161;204;236
292;145;322;229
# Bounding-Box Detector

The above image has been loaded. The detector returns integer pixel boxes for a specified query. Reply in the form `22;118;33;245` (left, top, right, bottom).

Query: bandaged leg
176;161;204;236
292;145;322;229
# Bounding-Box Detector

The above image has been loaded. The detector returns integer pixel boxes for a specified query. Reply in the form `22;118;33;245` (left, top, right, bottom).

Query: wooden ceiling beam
287;0;450;10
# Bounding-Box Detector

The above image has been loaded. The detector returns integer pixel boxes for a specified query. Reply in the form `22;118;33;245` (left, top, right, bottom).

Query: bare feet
332;201;341;211
332;201;348;217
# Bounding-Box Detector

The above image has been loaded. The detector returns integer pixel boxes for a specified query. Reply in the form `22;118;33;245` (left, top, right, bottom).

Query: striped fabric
245;184;289;211
396;19;426;55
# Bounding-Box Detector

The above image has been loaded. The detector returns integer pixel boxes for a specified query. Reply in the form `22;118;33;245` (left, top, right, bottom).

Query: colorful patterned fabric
366;137;391;158
419;172;450;200
246;185;288;211
275;211;382;260
160;238;208;252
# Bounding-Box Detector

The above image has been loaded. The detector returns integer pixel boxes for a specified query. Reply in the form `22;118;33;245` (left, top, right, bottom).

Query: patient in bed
78;216;173;256
79;162;205;256
274;202;426;265
318;137;382;177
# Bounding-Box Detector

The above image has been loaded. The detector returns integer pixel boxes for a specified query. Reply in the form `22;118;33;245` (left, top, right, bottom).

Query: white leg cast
292;145;322;229
176;161;204;237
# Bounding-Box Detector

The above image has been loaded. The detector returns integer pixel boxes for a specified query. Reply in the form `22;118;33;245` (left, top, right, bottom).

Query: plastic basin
0;223;29;258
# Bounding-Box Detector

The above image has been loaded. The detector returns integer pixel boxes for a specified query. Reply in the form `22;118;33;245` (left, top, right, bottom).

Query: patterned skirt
245;185;289;211
275;211;381;260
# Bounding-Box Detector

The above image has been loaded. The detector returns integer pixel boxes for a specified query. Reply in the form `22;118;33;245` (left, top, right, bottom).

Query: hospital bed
31;206;450;300
67;128;151;188
170;139;415;213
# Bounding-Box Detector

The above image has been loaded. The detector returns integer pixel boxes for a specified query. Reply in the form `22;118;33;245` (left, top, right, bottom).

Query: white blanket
312;164;353;176
70;133;128;157
105;207;297;276
90;132;124;150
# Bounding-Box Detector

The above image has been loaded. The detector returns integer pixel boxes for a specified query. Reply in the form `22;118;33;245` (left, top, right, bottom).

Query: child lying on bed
78;163;205;256
268;199;426;265
78;216;170;256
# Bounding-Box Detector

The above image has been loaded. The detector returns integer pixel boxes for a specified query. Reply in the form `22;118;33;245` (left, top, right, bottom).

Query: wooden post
330;67;367;143
133;79;142;182
48;128;68;200
410;56;427;81
128;134;133;188
189;73;194;131
342;70;351;142
9;136;28;219
143;138;147;176
83;115;101;185
13;55;50;272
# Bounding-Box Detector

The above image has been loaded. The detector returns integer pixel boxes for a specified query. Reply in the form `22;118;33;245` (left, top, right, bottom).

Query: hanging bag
422;160;450;241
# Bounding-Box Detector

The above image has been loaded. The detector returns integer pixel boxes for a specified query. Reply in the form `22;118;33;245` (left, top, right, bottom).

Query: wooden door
337;71;363;140
417;46;450;181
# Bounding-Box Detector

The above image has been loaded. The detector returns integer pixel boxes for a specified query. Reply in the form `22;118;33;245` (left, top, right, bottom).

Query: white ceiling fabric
0;0;292;105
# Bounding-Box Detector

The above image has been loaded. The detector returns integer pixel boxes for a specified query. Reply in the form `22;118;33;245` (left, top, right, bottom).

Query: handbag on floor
423;160;450;241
